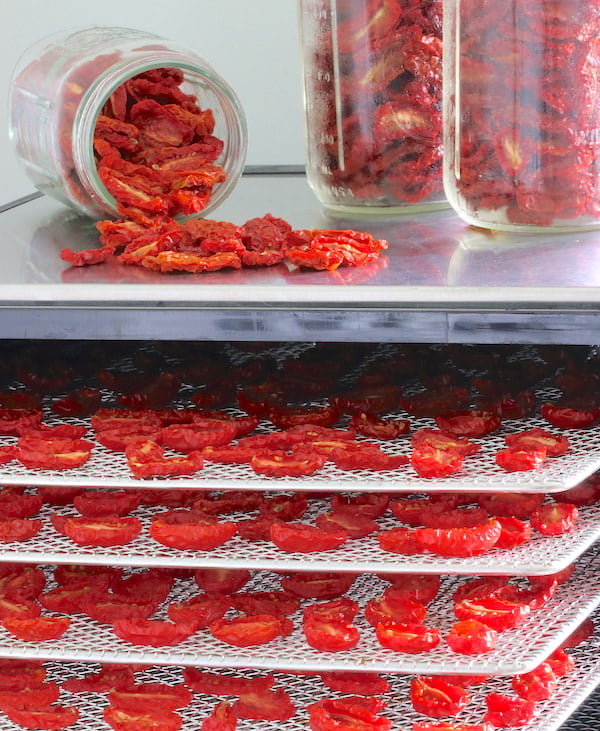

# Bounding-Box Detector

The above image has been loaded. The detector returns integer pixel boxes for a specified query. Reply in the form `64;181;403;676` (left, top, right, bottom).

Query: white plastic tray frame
0;613;597;731
0;544;597;677
1;498;599;577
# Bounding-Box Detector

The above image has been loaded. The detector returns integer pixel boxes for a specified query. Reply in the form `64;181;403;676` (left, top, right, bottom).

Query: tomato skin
330;492;390;518
435;410;501;438
377;527;423;555
167;594;230;627
194;567;251;594
84;597;158;624
365;592;427;627
530;502;578;535
483;693;536;727
377;573;441;605
112;619;197;647
229;590;300;617
210;614;293;647
270;522;348;552
73;490;142;517
376;622;442;653
2;616;70;641
267;404;341;429
446;619;498;655
410;676;470;718
149;518;237;550
477;492;544;519
315;508;379;538
280;571;356;599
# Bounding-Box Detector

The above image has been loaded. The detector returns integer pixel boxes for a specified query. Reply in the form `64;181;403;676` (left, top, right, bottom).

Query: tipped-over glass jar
299;0;447;215
443;0;600;232
9;26;248;220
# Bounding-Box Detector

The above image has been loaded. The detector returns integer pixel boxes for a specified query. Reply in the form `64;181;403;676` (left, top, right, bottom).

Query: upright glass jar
9;26;248;220
299;0;446;215
443;1;600;232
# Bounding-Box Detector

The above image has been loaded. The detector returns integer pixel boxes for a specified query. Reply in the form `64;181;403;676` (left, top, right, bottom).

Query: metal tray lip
0;545;597;676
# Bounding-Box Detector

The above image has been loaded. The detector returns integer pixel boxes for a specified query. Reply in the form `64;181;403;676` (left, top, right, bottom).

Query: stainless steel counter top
2;172;600;343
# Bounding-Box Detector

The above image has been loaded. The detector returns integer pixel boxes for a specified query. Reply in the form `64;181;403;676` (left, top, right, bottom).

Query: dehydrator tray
1;406;600;494
0;613;597;731
0;545;597;676
2;497;599;576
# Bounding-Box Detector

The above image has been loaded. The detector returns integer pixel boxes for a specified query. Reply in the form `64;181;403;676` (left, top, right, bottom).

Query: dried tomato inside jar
299;0;446;213
443;0;600;231
9;26;247;220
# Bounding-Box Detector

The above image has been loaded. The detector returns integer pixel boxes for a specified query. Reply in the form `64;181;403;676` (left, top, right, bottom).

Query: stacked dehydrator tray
0;172;598;730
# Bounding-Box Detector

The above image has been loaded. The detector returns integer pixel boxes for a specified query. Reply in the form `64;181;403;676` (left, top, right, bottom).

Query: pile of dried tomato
453;0;600;226
58;66;388;274
304;0;443;206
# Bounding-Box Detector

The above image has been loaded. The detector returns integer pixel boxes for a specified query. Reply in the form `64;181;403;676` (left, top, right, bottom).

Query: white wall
0;1;305;205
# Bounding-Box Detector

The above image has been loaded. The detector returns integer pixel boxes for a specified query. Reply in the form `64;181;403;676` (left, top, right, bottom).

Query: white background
0;1;305;205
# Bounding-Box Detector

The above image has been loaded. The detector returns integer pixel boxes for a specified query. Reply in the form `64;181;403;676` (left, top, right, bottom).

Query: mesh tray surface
1;498;599;576
0;544;597;676
0;616;597;731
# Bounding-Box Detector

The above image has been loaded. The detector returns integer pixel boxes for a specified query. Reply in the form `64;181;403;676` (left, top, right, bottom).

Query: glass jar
443;1;600;232
9;26;248;220
298;0;446;215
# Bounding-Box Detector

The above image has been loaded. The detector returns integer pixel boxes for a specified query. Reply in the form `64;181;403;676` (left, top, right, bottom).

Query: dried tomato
494;516;532;549
412;723;494;731
103;706;183;731
410;443;465;478
249;449;326;477
377;526;423;555
125;440;204;478
194;567;251;594
411;428;480;456
308;697;392;731
270;522;348;552
410;676;470;718
454;595;530;631
376;621;442;653
2;616;70;642
201;701;237;731
303;616;360;652
229;591;299;617
73;490;142;517
61;516;141;546
434;410;501;438
108;682;194;712
446;619;498;655
511;662;558;702
39;584;102;614
330;492;390;518
183;667;275;696
331;443;409;471
149;517;237;550
349;411;410;439
495;448;548;472
232;687;296;721
0;682;61;709
61;665;135;693
259;492;308;521
530;502;578;535
304;597;359;624
540;403;600;429
377;573;441;605
315;508;379;538
415;519;502;557
545;647;575;677
3;705;79;730
167;593;229;627
504;427;569;456
280;571;356;599
112;618;197;646
267;404;341;430
320;671;391;695
210;613;292;647
365;590;427;627
159;421;237;452
0;518;42;542
483;693;536;728
476;492;544;519
84;597;158;624
51;388;103;416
